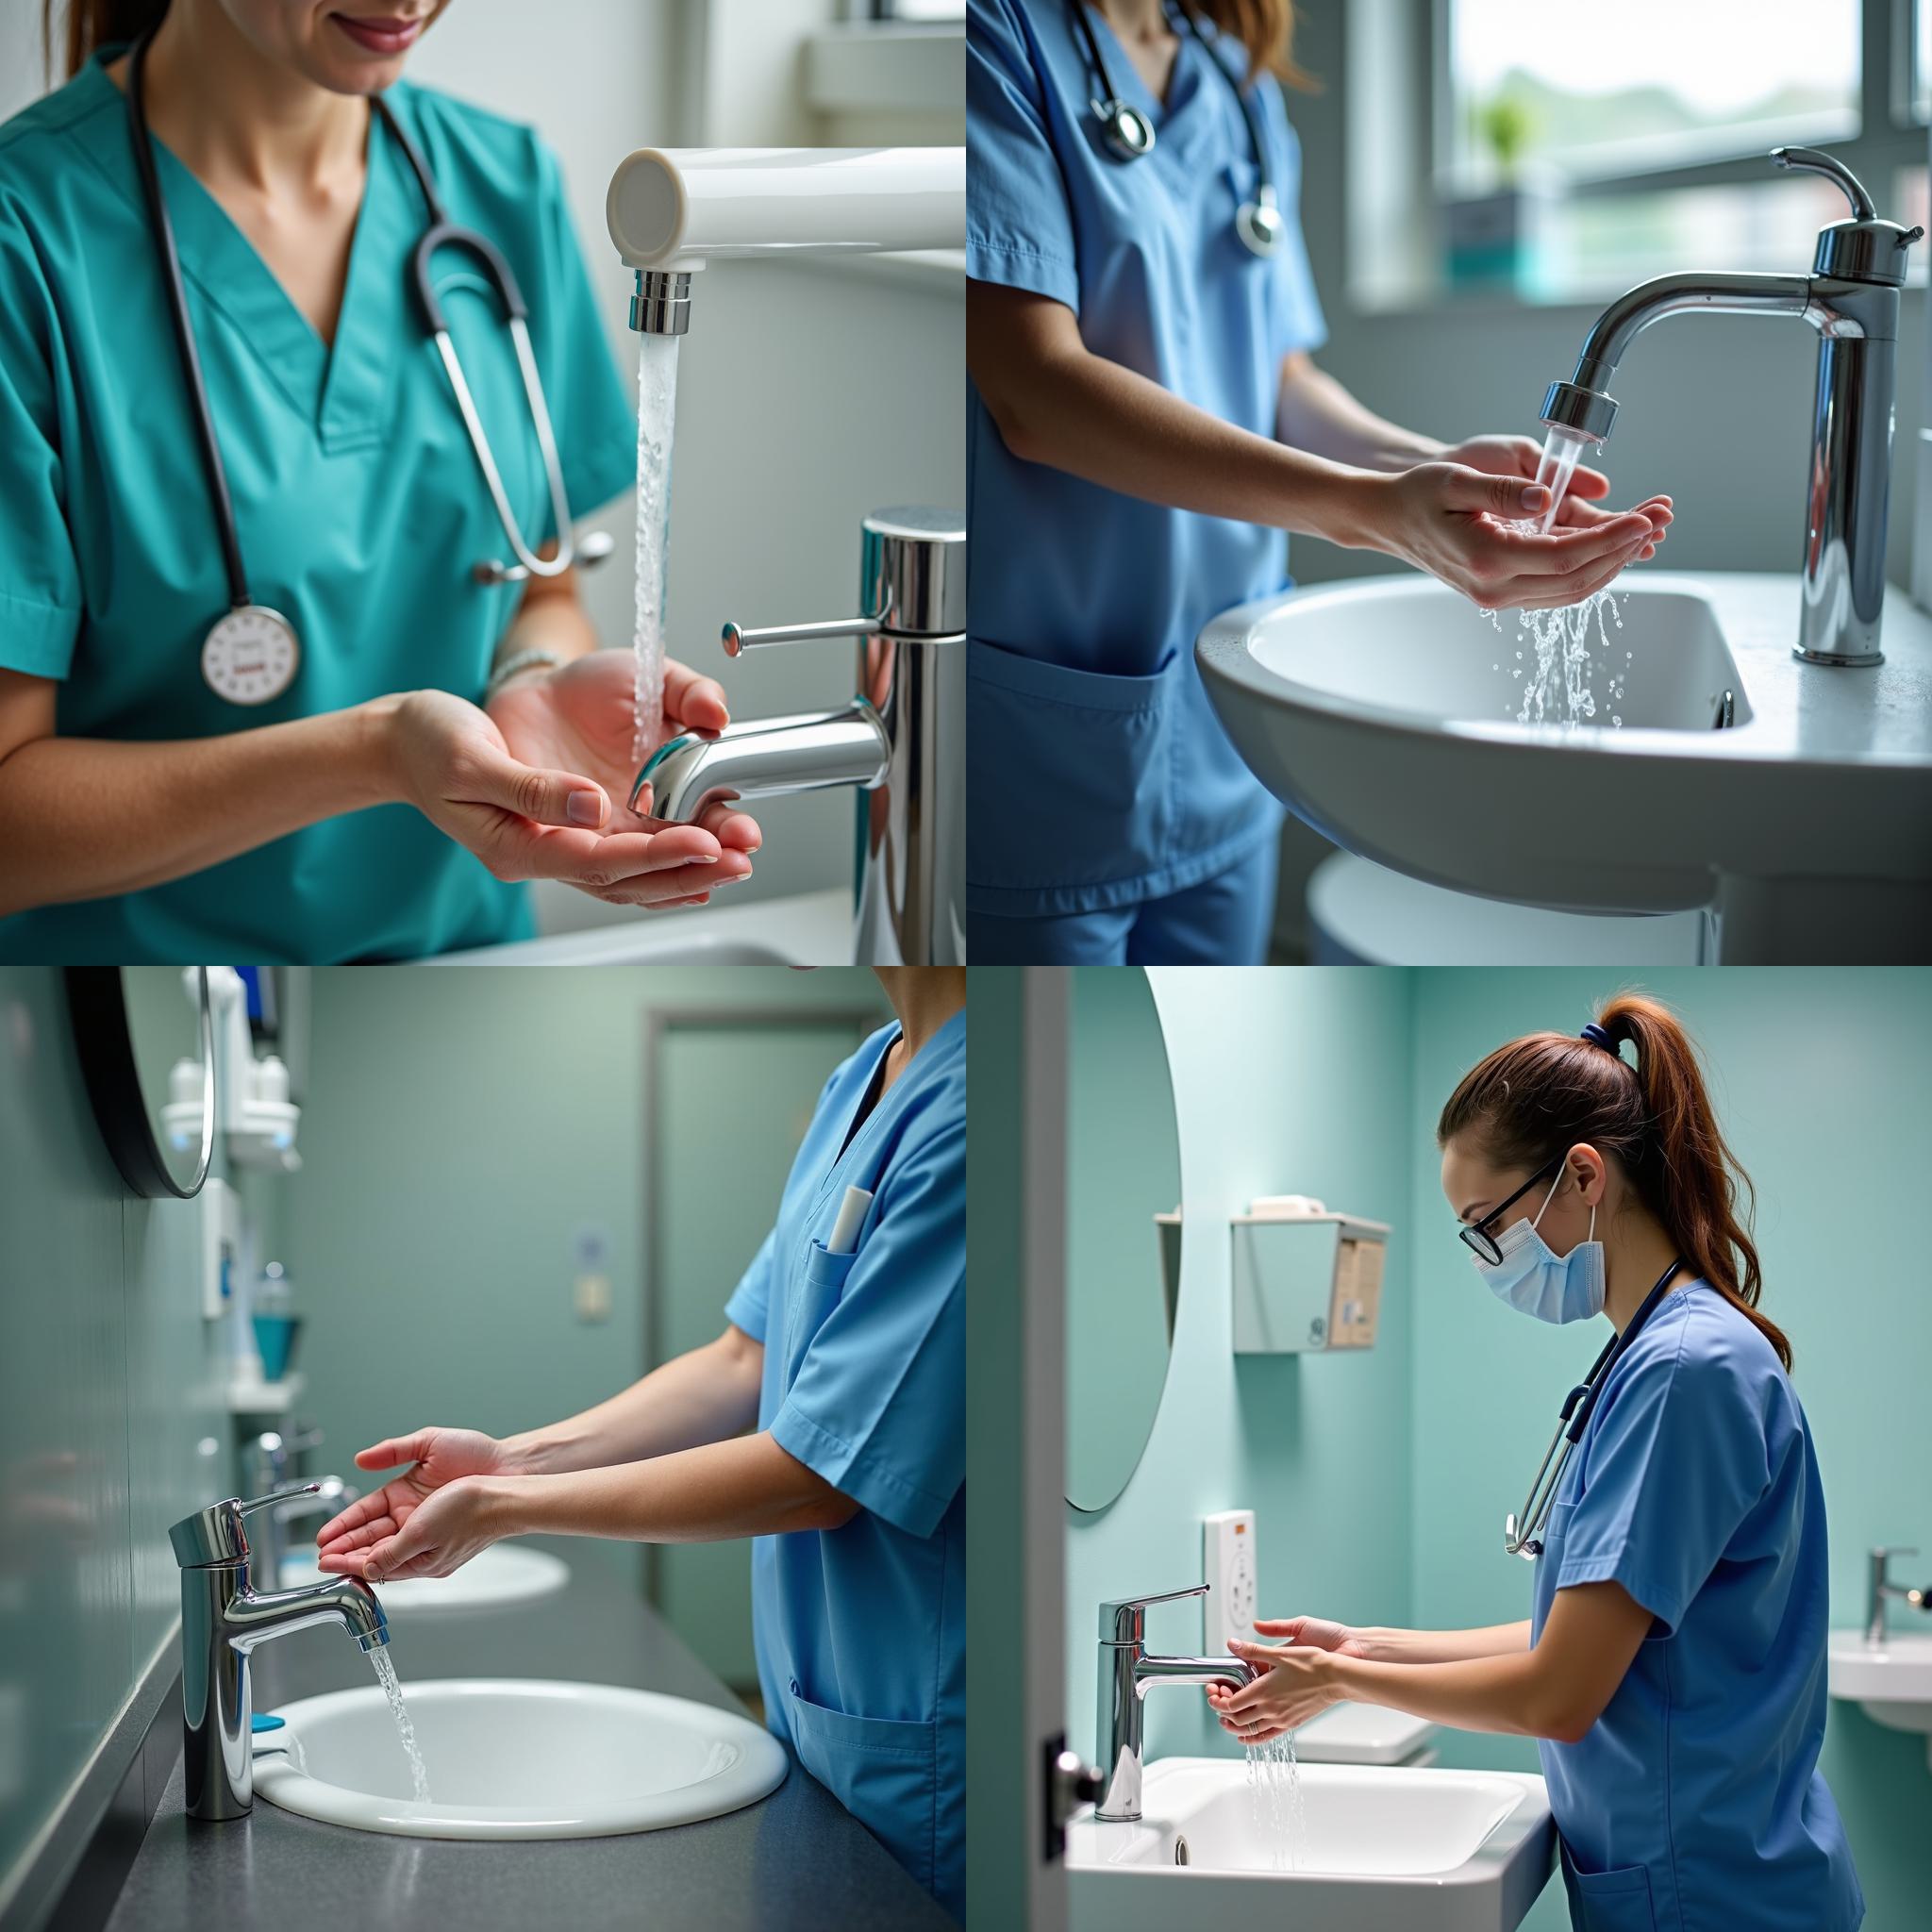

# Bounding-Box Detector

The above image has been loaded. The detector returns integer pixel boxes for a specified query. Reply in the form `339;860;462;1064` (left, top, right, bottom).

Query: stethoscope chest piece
200;605;300;706
1235;185;1285;258
1095;97;1157;160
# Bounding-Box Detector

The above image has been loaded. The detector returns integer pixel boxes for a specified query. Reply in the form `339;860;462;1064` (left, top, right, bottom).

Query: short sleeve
526;138;636;528
771;1122;964;1540
1262;92;1326;358
1556;1324;1774;1635
967;0;1080;309
0;203;83;678
724;1227;778;1346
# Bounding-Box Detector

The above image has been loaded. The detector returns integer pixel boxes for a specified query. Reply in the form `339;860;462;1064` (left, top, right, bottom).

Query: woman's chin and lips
292;4;449;94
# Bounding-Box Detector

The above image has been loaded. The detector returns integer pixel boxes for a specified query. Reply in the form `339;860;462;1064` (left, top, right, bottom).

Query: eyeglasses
1458;1151;1566;1267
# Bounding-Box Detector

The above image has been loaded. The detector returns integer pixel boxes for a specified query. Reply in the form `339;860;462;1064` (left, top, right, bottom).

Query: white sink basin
253;1677;788;1839
1828;1629;1932;1769
280;1542;569;1616
435;886;855;965
1068;1758;1553;1932
1197;572;1932;961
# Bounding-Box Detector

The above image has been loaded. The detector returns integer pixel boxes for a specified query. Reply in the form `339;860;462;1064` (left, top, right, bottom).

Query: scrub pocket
966;639;1180;894
1560;1841;1658;1932
785;1681;939;1893
779;1238;859;1385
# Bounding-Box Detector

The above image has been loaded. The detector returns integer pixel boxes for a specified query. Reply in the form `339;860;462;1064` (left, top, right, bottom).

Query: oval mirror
1064;966;1182;1512
65;967;215;1198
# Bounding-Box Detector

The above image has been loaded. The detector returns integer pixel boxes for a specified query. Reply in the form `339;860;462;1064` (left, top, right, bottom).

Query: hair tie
1579;1022;1619;1054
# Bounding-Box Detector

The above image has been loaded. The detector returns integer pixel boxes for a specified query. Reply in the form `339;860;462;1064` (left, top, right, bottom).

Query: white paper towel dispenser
1231;1198;1390;1354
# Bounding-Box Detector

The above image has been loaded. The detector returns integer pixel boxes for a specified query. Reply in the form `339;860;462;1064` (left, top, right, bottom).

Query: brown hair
1437;991;1790;1371
1191;0;1315;91
43;0;170;81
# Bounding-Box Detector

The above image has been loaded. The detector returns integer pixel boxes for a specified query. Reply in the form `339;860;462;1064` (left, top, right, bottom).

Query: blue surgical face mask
1472;1171;1605;1324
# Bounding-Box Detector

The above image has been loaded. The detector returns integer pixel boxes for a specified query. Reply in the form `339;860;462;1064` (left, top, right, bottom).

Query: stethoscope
1505;1255;1689;1560
1061;0;1284;258
125;28;608;707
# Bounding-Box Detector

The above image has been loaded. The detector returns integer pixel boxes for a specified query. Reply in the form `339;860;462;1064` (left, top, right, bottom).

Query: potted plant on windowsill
1442;95;1553;293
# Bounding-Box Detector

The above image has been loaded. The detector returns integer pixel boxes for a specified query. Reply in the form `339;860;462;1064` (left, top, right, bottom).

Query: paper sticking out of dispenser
1231;1198;1390;1355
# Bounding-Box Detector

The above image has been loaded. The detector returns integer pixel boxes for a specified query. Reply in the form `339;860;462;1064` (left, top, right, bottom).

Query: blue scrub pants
968;837;1277;964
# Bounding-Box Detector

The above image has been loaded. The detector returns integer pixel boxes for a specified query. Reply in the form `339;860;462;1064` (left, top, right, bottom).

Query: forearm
1327;1648;1575;1740
492;566;601;680
499;1325;763;1474
977;336;1388;549
1352;1620;1532;1664
0;698;400;918
1276;358;1442;475
499;1429;857;1544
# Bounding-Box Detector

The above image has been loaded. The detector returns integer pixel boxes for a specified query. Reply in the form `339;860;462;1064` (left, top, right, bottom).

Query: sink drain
1174;1835;1190;1867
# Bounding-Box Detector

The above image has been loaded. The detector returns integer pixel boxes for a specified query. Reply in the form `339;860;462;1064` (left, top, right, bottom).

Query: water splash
369;1647;431;1805
1244;1732;1305;1871
1480;509;1631;727
631;335;682;770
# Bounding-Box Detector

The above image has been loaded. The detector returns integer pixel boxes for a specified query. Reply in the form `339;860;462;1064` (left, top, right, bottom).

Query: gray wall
0;970;228;1918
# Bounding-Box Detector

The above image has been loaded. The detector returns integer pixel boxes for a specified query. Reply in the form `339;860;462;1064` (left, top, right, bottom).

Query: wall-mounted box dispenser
1231;1198;1390;1355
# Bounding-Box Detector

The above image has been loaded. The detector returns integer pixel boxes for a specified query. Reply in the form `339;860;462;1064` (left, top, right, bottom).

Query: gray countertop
103;1541;954;1932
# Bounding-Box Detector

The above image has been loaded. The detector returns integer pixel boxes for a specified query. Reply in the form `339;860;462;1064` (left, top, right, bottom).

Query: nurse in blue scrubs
1211;995;1862;1932
966;0;1674;963
313;966;966;1918
0;0;759;962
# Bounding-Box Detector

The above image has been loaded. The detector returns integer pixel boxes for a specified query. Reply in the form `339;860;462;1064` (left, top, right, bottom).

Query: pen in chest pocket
826;1186;874;1256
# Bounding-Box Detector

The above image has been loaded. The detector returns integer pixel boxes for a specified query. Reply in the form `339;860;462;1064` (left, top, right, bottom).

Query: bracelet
483;647;563;704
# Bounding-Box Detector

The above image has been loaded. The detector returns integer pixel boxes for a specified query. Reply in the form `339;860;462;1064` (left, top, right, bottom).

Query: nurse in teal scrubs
313;966;966;1918
966;0;1674;964
0;0;759;962
1210;996;1862;1932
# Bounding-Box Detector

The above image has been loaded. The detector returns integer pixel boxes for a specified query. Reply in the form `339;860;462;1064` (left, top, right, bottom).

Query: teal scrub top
1531;1283;1862;1932
966;0;1326;917
0;53;637;961
723;1012;965;1919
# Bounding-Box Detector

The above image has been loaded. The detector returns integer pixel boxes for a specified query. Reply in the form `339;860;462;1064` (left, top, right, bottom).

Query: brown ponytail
42;0;170;81
1191;1;1316;91
1437;991;1791;1372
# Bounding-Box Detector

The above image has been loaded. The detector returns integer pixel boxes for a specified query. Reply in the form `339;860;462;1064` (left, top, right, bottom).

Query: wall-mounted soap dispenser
1231;1197;1390;1355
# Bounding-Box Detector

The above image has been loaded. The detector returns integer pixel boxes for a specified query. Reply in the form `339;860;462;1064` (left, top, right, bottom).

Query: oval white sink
280;1542;569;1615
1069;1758;1552;1932
1827;1629;1932;1768
253;1677;787;1839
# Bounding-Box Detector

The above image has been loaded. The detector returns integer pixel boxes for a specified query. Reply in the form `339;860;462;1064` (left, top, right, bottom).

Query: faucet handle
1099;1583;1210;1645
721;614;882;658
168;1486;321;1568
1772;146;1875;220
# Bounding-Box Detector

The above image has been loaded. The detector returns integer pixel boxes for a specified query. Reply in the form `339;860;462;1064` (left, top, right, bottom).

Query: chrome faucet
1541;147;1923;668
244;1428;359;1584
1095;1584;1257;1824
632;507;964;964
1867;1545;1931;1646
168;1487;388;1821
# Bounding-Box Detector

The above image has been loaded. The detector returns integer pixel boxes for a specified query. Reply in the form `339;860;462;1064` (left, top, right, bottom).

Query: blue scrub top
965;0;1326;917
0;54;637;961
724;1012;965;1918
1531;1283;1862;1932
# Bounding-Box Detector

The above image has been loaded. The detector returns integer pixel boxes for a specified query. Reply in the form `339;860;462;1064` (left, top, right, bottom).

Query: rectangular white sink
1068;1758;1553;1932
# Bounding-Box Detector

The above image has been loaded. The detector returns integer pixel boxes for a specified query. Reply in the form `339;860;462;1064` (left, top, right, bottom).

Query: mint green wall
1064;967;1418;1766
0;970;228;1916
279;968;891;1599
1408;969;1932;1932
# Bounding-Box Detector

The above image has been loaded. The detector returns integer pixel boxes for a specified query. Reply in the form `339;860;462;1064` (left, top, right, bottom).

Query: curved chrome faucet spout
631;704;891;823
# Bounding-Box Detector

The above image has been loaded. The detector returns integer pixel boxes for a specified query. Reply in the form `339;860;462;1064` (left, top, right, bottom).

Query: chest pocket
1561;1840;1658;1932
779;1238;859;1386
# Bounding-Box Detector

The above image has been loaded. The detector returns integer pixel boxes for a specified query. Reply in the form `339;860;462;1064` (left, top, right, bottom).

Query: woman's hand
325;1473;516;1584
1364;461;1670;611
1205;1615;1371;1731
1438;433;1672;555
388;686;741;909
313;1426;511;1575
1211;1641;1346;1744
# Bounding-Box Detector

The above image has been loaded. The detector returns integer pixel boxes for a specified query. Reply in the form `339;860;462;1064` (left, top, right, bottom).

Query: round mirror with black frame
1064;965;1183;1513
65;967;215;1199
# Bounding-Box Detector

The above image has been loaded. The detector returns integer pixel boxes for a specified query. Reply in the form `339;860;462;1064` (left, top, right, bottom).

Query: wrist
1311;467;1393;553
353;692;411;808
478;1471;535;1538
496;1427;578;1476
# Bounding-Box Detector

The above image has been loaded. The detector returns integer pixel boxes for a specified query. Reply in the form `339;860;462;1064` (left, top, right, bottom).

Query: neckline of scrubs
817;1008;966;1205
75;51;415;452
1082;3;1208;135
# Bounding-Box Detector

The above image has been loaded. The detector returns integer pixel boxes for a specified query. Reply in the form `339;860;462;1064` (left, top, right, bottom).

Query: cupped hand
1368;461;1669;611
1434;433;1673;557
389;687;737;909
1212;1640;1344;1745
1205;1615;1370;1731
313;1427;508;1575
322;1473;508;1584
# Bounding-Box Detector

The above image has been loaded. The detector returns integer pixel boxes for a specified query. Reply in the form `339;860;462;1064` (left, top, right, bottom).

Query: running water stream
369;1648;432;1806
631;334;682;771
1245;1733;1307;1871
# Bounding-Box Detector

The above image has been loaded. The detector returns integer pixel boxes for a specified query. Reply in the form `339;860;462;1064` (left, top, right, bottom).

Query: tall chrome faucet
632;507;964;964
168;1487;388;1821
1867;1545;1931;1646
1095;1584;1258;1824
1541;147;1923;667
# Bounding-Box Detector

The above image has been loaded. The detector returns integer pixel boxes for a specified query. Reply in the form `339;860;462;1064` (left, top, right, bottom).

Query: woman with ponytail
1209;994;1862;1931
